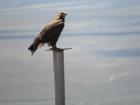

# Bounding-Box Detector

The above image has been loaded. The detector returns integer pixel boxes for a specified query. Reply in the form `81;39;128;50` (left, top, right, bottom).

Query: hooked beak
64;12;67;16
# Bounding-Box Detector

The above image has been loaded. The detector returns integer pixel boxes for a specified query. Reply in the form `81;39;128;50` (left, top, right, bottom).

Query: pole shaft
53;50;65;105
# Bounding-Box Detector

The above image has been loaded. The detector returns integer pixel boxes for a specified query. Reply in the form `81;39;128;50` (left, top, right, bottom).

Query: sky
0;0;140;105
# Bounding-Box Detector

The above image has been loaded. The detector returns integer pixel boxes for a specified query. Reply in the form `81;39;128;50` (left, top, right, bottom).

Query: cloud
96;48;140;58
108;72;129;82
0;0;93;11
1;0;140;36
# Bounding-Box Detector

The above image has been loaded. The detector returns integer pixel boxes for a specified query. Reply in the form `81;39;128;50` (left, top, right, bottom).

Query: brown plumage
28;12;67;55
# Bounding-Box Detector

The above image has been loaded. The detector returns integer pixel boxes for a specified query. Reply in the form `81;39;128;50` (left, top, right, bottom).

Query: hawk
28;12;67;55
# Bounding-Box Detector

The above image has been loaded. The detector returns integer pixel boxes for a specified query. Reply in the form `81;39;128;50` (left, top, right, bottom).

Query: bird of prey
28;12;67;55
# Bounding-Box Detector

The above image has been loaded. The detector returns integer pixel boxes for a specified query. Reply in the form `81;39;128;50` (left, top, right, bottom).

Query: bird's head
60;12;67;17
53;12;67;21
58;12;67;19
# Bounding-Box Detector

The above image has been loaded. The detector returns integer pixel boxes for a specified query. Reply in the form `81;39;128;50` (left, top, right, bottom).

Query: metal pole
53;49;65;105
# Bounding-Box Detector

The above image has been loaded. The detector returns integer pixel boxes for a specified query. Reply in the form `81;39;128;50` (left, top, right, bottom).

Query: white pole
53;49;65;105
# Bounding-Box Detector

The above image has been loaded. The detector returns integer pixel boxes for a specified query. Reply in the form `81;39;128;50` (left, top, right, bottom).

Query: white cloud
108;72;129;82
0;0;93;11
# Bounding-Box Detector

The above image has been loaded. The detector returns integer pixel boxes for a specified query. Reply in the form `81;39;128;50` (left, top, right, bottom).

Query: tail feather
28;43;38;55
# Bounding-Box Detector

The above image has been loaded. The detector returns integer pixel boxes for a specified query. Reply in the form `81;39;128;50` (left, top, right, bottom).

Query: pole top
45;48;72;52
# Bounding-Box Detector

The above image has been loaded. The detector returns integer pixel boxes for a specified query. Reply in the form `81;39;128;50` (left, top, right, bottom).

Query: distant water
0;0;140;105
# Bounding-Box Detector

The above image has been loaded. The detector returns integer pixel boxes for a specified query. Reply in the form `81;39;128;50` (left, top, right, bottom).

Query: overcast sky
0;0;140;105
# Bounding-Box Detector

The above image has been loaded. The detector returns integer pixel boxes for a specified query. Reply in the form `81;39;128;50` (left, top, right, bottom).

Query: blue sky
0;0;140;36
0;0;140;105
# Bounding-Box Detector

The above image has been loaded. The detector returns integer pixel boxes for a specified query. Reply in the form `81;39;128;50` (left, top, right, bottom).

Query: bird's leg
52;45;57;50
